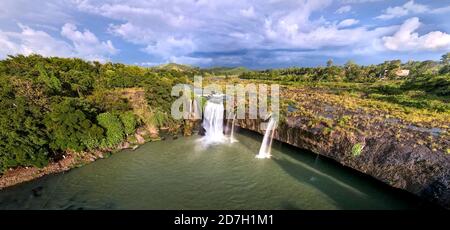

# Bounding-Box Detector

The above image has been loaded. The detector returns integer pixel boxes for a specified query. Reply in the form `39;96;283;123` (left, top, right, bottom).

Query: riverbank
0;129;150;189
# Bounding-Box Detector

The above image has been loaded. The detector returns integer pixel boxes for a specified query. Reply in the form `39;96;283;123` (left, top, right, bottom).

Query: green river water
0;130;426;210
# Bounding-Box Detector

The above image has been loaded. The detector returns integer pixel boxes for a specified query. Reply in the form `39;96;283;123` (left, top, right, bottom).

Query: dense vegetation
239;54;450;113
0;53;449;173
0;55;192;173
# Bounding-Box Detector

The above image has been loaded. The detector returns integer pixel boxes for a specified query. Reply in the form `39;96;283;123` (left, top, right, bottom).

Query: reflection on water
0;130;428;210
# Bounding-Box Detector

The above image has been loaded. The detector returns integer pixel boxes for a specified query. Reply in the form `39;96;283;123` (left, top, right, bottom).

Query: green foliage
45;98;104;152
402;74;450;97
120;111;138;136
149;109;170;128
97;112;125;148
441;53;450;65
338;115;351;127
87;90;131;112
36;64;62;94
439;65;450;75
0;78;49;172
352;143;364;157
0;54;194;171
144;75;176;112
1;53;449;172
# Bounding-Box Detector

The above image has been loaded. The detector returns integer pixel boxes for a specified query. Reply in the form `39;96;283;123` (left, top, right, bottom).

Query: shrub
120;111;138;136
0;78;50;172
45;98;104;152
87;90;131;112
97;112;125;148
352;143;365;156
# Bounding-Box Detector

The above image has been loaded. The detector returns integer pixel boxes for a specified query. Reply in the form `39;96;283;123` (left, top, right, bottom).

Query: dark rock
237;118;450;209
198;126;206;136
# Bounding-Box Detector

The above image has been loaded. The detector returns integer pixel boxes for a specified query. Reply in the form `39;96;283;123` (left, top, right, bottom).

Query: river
0;130;426;209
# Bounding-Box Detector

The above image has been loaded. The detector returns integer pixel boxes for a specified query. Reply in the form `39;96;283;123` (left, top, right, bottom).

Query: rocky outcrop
236;117;450;209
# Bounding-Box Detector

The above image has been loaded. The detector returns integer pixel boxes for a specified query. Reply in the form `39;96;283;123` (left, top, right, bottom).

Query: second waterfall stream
256;117;277;159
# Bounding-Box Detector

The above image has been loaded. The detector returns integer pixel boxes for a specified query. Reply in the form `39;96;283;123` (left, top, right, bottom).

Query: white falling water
225;112;232;136
256;117;277;159
229;114;238;143
202;97;226;144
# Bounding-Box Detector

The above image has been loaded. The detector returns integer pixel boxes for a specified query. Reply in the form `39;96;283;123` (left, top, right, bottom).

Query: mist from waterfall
256;117;277;159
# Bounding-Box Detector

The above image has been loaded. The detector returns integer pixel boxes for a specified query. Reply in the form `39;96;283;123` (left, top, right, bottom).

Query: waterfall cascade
225;112;238;143
202;95;226;144
256;117;277;159
229;114;237;143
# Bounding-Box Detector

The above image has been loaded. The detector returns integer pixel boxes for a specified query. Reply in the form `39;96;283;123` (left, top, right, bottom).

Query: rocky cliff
236;117;450;209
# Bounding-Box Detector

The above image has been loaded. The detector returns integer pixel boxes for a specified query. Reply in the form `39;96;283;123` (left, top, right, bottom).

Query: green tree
0;78;49;172
441;52;450;65
97;112;125;148
44;98;104;152
36;64;62;94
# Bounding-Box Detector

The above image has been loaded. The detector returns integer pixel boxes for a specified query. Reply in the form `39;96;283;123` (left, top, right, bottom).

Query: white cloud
382;17;450;51
376;0;429;20
0;24;73;59
71;0;433;65
336;5;351;14
142;36;195;58
240;6;256;18
341;0;383;3
0;0;73;25
0;23;117;61
262;0;396;51
338;19;359;28
61;23;117;60
431;5;450;14
2;0;448;67
168;56;212;66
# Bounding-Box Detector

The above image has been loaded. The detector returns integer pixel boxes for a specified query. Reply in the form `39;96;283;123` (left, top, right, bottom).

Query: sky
0;0;450;69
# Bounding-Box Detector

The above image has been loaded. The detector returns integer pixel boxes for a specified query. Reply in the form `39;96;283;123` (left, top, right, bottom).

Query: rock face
236;118;450;209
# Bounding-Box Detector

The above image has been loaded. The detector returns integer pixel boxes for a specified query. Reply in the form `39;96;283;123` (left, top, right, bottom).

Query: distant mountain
204;66;250;75
153;63;199;72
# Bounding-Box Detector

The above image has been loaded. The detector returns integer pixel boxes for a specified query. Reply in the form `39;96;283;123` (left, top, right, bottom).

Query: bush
87;90;131;112
352;143;364;157
0;78;50;172
44;98;104;152
402;74;450;97
97;112;125;148
119;111;138;136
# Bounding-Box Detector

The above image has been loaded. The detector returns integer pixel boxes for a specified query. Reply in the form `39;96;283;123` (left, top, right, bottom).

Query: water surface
0;131;425;210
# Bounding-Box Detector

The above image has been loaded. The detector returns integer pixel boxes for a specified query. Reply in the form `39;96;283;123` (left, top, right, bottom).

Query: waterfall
256;117;277;159
224;111;238;143
229;114;237;143
225;111;232;136
202;97;226;144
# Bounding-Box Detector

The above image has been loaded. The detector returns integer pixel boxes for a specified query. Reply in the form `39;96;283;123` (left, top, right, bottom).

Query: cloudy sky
1;0;450;68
